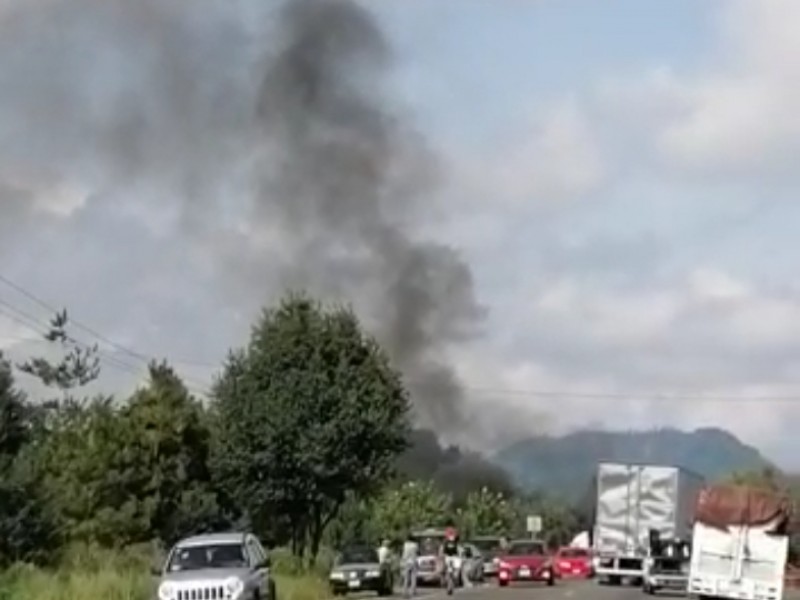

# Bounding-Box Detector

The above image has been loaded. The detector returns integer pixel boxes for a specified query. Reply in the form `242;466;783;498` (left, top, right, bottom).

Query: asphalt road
396;579;800;600
400;580;652;600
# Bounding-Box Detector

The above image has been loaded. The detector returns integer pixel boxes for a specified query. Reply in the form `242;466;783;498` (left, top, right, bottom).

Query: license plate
519;568;530;577
348;580;361;588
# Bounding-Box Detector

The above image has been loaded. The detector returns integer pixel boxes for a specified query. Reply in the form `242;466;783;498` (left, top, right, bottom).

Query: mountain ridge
493;426;773;503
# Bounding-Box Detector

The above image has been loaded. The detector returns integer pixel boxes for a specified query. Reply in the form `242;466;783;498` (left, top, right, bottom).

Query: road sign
526;515;542;533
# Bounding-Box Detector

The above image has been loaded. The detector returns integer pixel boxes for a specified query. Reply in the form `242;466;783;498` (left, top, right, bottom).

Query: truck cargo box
594;462;705;557
689;484;792;600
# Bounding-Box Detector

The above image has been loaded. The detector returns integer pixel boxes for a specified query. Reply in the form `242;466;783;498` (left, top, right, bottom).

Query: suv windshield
414;537;443;556
168;543;248;572
339;547;378;564
508;542;545;556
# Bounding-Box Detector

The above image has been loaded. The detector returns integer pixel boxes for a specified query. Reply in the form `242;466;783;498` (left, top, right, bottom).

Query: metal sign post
526;515;542;538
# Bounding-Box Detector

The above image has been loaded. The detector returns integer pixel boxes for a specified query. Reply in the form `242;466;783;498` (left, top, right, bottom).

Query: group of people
377;527;471;598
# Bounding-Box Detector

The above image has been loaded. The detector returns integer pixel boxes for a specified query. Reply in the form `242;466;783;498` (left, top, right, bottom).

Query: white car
155;532;276;600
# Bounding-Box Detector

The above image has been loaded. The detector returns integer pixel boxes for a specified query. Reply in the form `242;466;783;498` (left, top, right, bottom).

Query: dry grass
0;545;332;600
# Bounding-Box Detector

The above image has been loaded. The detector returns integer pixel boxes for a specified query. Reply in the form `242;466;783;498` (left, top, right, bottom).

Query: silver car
155;532;275;600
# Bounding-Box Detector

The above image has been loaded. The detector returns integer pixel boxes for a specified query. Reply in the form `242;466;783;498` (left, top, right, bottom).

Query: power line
3;273;798;405
0;274;211;396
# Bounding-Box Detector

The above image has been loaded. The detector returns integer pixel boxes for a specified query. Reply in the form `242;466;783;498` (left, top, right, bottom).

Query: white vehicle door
246;536;269;596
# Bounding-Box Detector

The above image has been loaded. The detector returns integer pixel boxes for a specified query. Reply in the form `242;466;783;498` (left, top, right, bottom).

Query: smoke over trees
0;0;512;484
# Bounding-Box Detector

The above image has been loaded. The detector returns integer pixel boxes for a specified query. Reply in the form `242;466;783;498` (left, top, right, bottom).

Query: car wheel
547;577;555;587
498;580;508;588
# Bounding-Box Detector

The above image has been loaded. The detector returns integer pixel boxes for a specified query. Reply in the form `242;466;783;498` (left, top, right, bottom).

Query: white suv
155;532;276;600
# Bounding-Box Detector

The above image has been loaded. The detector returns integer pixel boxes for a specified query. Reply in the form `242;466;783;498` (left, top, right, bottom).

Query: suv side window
252;537;269;564
246;537;265;567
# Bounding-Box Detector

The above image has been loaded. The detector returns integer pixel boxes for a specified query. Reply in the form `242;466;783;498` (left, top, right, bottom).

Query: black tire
608;575;622;586
498;580;508;588
546;577;555;587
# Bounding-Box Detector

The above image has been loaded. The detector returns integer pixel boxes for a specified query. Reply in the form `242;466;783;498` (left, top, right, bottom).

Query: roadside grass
0;544;332;600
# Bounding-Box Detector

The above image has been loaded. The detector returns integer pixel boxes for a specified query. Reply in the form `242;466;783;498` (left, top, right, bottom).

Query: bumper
594;556;644;578
330;577;385;593
645;573;688;591
415;571;442;585
498;569;554;584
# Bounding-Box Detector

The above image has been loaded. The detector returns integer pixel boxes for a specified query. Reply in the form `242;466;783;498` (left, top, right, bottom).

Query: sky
2;0;800;466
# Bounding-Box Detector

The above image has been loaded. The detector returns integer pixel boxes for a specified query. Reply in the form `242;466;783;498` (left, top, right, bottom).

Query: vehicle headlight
366;570;380;578
158;582;176;600
224;577;245;599
330;571;345;580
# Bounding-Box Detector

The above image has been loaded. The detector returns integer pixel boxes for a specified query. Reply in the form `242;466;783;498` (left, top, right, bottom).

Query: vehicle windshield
471;538;501;553
508;542;545;556
559;548;588;558
414;536;444;556
339;547;379;564
168;543;247;571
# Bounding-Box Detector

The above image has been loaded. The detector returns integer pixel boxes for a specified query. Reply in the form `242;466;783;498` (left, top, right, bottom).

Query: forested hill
494;427;773;502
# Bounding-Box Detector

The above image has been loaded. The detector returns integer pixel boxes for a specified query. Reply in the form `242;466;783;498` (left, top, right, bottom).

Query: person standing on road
378;539;392;565
401;533;419;598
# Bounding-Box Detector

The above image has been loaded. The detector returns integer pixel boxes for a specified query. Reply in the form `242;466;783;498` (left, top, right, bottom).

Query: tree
121;361;230;544
16;309;100;393
36;362;225;547
726;467;784;492
0;354;55;566
211;293;411;561
370;481;452;542
0;353;29;467
457;487;516;537
511;493;579;549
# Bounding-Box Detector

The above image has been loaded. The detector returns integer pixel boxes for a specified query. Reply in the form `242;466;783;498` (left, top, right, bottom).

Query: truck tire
608;575;621;586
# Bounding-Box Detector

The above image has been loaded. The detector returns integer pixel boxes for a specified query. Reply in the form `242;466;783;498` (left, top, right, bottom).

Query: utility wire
2;273;797;404
0;274;212;396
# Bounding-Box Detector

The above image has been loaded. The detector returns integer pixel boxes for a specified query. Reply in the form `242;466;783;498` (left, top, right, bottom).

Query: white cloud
454;99;606;212
597;0;800;177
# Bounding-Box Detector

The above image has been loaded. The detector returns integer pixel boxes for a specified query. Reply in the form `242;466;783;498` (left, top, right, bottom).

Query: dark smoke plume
254;0;486;433
0;0;507;462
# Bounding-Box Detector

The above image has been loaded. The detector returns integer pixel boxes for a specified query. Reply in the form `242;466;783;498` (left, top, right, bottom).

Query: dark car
329;546;393;596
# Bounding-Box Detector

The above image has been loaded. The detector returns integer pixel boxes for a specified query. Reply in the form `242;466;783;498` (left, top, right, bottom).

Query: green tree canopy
211;293;412;560
457;487;516;537
35;362;223;547
370;481;452;542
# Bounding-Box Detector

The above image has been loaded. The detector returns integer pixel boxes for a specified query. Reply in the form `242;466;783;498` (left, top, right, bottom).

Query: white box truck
593;462;704;586
688;484;792;600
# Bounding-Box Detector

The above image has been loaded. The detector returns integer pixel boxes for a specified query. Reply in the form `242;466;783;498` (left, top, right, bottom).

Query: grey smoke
250;0;486;432
0;0;486;435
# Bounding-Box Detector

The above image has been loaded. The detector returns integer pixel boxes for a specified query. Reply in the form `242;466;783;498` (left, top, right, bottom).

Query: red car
553;547;593;579
496;540;555;587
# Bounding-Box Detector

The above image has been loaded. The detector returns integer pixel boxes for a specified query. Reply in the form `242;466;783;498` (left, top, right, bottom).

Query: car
469;536;504;578
553;547;593;579
496;539;555;587
328;545;393;596
155;532;275;600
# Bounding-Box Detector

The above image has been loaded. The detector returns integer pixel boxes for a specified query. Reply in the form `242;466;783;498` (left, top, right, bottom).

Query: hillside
494;427;773;503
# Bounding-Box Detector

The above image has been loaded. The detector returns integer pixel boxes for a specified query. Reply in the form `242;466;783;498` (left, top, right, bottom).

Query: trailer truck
688;484;792;600
592;462;704;586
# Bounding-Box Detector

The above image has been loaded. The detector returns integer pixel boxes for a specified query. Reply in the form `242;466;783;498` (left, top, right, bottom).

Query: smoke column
253;0;486;433
0;0;489;439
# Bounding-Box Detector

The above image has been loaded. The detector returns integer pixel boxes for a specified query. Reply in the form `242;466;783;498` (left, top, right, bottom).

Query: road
406;580;654;600
402;579;800;600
